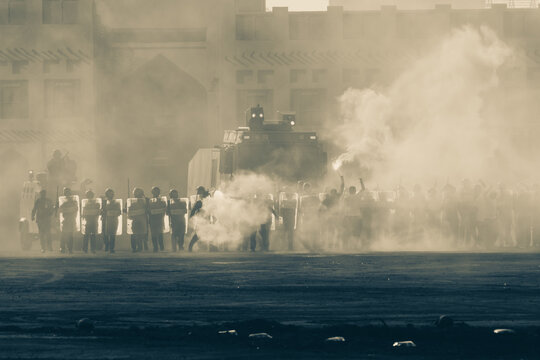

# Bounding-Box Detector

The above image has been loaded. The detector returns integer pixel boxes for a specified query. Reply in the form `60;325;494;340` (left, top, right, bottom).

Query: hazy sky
266;0;329;11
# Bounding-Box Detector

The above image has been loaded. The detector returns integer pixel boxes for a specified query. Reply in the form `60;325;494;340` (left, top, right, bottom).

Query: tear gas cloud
332;26;526;187
191;173;275;249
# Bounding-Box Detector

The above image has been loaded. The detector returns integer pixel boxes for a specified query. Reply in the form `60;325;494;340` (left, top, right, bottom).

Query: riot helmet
86;190;95;199
133;187;144;198
105;188;114;199
151;186;160;197
169;189;179;199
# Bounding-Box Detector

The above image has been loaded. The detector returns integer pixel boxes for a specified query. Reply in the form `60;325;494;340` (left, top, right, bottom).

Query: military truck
187;106;327;194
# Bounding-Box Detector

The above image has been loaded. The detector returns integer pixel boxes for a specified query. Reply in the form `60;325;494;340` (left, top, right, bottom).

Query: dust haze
3;1;540;253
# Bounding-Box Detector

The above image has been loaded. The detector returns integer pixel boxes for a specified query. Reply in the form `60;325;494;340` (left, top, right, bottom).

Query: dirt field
1;251;540;359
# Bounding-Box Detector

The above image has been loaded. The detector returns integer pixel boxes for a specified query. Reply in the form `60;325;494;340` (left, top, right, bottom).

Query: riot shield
81;198;102;235
278;192;299;229
149;196;169;233
299;194;319;228
266;194;276;231
104;199;123;235
127;198;148;235
59;195;80;232
169;197;189;234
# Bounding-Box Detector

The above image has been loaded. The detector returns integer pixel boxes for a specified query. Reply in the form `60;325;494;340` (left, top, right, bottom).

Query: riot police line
26;177;540;253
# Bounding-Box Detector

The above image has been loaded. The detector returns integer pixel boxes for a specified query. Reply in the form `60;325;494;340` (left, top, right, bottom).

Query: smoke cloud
332;26;520;187
191;172;275;249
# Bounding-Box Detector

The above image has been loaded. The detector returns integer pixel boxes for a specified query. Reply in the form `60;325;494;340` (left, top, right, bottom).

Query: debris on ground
76;318;94;332
393;340;416;348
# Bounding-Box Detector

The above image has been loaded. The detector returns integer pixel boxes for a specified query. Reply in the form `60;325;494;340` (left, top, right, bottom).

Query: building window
257;70;273;84
236;70;253;84
236;14;273;40
290;89;326;127
45;79;80;118
0;2;7;24
12;60;28;74
290;69;307;83
8;0;25;24
66;59;81;73
236;89;273;123
0;80;28;119
43;0;78;24
312;69;327;83
290;14;327;40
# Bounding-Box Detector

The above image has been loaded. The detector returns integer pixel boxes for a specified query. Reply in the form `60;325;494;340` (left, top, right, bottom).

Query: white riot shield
149;196;169;233
104;199;123;235
266;194;276;231
299;194;319;228
20;180;40;233
279;192;299;229
169;198;189;234
59;195;80;232
182;198;189;234
81;198;102;235
127;198;147;235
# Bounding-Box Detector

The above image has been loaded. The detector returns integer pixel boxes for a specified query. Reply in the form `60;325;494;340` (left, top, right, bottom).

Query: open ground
1;251;539;359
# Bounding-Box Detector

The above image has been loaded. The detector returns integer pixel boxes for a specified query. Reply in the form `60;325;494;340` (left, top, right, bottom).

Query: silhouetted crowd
297;177;540;251
22;171;540;253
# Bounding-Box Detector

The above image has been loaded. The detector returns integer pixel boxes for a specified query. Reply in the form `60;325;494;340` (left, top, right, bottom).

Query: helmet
196;186;207;195
63;187;72;196
133;187;144;198
85;190;95;199
105;188;114;198
169;189;179;199
151;186;160;197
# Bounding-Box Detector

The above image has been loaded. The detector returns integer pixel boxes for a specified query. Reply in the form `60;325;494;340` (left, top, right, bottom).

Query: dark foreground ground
0;251;540;359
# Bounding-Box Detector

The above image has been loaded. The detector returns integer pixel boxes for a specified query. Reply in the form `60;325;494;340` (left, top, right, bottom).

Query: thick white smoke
190;172;275;249
333;26;518;186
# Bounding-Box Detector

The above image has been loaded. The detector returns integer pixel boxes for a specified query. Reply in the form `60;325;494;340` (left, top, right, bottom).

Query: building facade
0;0;95;235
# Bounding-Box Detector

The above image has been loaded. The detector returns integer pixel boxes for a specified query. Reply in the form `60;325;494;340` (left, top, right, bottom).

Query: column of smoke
190;172;275;249
333;26;518;184
325;26;527;251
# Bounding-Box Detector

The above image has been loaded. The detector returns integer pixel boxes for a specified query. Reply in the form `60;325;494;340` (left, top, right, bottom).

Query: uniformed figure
167;189;187;251
298;184;321;250
279;192;298;251
127;188;148;252
260;194;275;251
148;186;167;252
58;187;79;254
81;190;101;253
342;186;362;250
31;189;54;252
188;186;210;252
102;188;121;253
